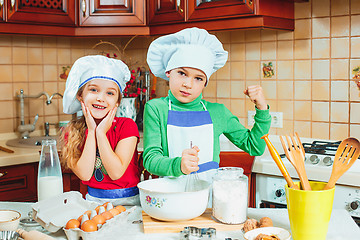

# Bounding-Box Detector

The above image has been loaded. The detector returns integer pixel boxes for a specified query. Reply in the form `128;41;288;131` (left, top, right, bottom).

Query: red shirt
82;117;140;190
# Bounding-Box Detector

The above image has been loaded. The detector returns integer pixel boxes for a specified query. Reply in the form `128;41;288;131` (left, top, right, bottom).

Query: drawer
0;162;38;202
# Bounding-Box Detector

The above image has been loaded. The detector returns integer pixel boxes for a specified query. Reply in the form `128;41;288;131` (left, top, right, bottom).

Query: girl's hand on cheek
81;101;97;132
96;104;118;134
181;146;200;175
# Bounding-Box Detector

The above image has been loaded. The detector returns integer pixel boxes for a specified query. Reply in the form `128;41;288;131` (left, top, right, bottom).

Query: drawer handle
82;0;86;17
0;171;8;178
11;0;15;9
177;0;183;13
0;0;3;8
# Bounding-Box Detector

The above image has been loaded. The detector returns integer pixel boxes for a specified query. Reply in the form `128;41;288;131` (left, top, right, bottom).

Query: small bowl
244;227;291;240
0;210;21;231
138;178;210;221
0;230;20;240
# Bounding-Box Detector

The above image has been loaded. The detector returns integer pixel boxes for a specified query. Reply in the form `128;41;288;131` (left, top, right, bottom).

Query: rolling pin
17;229;56;240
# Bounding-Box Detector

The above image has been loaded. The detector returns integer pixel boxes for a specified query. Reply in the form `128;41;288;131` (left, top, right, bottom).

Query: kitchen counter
0;133;244;167
1;201;359;239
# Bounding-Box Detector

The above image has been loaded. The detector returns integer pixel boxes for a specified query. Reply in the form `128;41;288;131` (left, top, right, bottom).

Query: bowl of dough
137;177;210;221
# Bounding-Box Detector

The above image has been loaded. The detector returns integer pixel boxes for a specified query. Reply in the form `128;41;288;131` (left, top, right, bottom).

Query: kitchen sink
6;136;59;148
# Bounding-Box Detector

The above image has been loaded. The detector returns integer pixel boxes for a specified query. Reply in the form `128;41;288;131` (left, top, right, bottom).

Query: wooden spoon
261;134;299;189
324;138;360;190
280;132;311;191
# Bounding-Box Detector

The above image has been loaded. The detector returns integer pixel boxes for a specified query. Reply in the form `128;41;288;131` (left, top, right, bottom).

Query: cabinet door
187;0;254;22
148;0;185;25
79;0;145;26
6;0;76;26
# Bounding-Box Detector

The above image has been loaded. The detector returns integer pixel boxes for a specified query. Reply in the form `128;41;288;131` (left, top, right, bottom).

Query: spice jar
212;167;248;224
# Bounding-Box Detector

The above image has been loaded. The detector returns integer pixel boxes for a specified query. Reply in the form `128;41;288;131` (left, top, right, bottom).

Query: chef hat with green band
63;55;130;114
146;27;228;84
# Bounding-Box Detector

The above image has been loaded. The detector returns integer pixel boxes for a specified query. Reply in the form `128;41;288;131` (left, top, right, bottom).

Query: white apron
167;99;218;206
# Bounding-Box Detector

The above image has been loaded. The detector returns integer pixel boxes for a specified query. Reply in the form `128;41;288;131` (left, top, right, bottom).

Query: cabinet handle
177;0;183;13
11;0;15;9
0;0;3;8
0;171;8;178
82;0;86;17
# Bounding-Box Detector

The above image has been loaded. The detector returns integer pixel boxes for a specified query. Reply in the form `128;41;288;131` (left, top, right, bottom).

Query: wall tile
350;124;360;137
295;81;311;100
350;81;360;101
277;30;294;40
277;120;294;136
331;0;349;16
351;37;360;58
331;16;350;37
331;37;349;58
44;65;58;82
312;18;330;38
294;60;311;79
312;38;330;59
261;42;276;60
0;65;12;82
260;29;277;41
277;61;293;79
312;81;330;101
230;99;245;117
0;101;14;118
13;47;28;64
12;65;28;83
245;62;260;80
331;59;349;79
294;101;311;121
351;15;360;36
28;36;42;47
331;102;349;122
295;19;311;39
230;43;245;61
312;101;329;122
330;123;349;140
71;49;85;63
350;103;360;123
245;30;261;42
277;81;293;100
28;48;43;64
28;65;43;82
0;47;12;64
0;36;12;46
230;30;245;43
216;80;230;98
277;41;293;60
312;0;330;17
294;121;311;138
230;61;245;79
230;80;245;98
203;80;216;98
0;83;13;100
295;1;311;19
217;98;231;111
278;100;293;120
331;81;349;101
0;119;14;133
312;122;330;139
261;81;276;100
217;62;230;80
12;36;27;47
57;48;71;65
245;42;260;61
351;0;360;14
312;60;330;79
294;40;311;59
214;31;231;44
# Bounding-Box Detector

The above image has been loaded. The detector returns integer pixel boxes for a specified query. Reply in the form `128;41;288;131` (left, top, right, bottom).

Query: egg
65;219;80;229
78;213;89;225
106;202;114;211
81;219;98;232
96;205;106;215
100;211;114;221
92;214;106;225
109;208;120;217
115;205;126;213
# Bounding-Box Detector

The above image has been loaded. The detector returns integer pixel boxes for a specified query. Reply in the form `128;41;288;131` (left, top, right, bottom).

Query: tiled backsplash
0;0;359;140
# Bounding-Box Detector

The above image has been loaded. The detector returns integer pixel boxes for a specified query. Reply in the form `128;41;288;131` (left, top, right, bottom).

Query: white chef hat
63;55;130;114
146;27;228;84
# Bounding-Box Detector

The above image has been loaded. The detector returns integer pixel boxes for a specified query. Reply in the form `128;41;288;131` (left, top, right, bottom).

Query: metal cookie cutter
180;226;216;240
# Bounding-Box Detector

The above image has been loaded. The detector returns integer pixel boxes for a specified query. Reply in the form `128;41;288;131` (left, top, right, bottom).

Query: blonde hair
59;82;122;170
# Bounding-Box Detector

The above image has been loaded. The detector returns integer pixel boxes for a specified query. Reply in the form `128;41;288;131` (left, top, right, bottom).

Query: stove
252;135;360;226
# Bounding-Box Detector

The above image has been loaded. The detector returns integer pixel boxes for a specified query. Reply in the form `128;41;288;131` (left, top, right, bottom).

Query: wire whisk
185;141;200;192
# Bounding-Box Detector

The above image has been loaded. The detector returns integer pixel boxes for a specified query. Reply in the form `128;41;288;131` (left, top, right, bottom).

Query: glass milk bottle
212;167;248;224
37;139;63;201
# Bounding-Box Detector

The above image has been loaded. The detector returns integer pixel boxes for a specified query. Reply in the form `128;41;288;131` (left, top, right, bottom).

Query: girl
143;28;271;188
60;55;140;205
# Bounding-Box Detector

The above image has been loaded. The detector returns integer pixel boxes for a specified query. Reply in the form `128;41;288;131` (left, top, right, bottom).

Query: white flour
212;177;248;224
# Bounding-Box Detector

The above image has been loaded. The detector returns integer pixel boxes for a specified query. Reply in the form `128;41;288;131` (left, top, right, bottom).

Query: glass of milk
37;139;63;201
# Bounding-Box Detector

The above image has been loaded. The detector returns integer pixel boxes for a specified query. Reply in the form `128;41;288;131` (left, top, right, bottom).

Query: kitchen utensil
243;227;291;240
180;226;216;240
0;146;14;153
185;141;200;192
142;209;242;233
261;134;299;190
324;137;360;190
0;210;21;231
0;231;20;240
16;229;55;240
286;181;334;240
280;133;311;190
137;178;210;221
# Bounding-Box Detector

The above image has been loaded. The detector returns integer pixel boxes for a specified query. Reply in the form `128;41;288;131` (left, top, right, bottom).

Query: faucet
17;89;52;139
44;122;58;136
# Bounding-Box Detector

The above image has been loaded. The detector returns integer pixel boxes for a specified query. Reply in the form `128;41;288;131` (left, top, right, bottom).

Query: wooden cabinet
5;0;76;26
79;0;146;26
149;0;294;35
0;162;38;202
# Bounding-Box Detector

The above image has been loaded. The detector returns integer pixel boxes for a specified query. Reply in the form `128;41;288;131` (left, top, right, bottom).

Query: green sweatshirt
143;90;271;177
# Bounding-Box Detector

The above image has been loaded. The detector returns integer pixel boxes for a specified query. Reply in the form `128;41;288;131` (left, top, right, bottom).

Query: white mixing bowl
0;210;21;231
137;178;210;221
